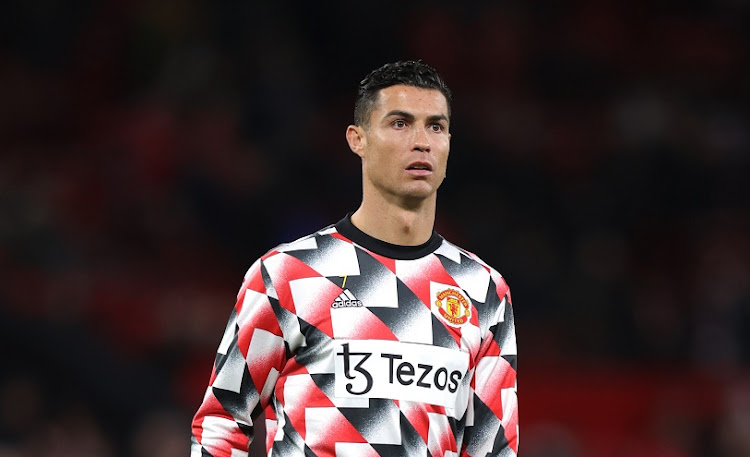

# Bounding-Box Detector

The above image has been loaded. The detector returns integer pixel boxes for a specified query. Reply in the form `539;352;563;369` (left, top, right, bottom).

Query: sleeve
462;271;518;456
191;258;288;457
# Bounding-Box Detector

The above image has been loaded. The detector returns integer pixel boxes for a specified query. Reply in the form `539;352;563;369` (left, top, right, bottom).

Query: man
191;61;518;456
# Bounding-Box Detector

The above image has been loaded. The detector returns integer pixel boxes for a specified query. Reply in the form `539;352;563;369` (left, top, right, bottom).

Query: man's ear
346;125;366;158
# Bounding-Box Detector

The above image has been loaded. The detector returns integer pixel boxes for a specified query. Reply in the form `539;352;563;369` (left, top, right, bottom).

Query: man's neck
350;197;436;246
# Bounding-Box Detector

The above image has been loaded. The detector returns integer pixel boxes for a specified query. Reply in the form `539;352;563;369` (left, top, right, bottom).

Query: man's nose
412;127;431;152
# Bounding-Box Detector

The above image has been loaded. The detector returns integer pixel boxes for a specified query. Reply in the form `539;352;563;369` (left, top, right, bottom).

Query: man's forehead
373;85;449;114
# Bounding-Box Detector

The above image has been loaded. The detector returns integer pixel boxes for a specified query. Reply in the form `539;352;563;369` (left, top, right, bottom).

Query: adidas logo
331;289;363;309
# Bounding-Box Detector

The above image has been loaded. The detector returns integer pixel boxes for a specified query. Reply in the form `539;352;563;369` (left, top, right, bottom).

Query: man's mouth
406;162;433;171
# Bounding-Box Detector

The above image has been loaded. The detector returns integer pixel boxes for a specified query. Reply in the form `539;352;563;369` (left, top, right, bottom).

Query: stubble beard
374;177;440;211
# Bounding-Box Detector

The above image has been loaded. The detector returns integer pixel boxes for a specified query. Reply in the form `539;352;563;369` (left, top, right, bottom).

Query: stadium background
1;1;748;456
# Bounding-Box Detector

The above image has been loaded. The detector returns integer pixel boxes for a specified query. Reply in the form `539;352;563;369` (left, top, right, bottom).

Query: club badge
434;288;471;327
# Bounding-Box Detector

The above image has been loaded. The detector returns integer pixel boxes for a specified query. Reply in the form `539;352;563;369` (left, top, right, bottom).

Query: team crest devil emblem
435;288;471;327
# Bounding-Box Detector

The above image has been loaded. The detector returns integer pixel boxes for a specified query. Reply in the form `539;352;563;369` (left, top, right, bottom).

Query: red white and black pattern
191;216;518;456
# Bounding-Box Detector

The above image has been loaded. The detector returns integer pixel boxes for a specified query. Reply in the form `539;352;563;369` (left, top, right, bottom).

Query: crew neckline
334;213;443;260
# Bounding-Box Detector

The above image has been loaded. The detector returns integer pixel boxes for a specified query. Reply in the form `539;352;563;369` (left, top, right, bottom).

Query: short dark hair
354;60;452;127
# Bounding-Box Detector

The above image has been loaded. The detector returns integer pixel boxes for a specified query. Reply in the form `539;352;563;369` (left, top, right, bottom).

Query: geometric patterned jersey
191;215;518;457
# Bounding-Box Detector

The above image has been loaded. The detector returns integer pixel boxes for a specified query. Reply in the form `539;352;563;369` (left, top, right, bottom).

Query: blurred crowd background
1;1;749;456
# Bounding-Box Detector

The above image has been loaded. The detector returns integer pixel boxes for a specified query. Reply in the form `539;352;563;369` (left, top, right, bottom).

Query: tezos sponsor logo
333;339;469;408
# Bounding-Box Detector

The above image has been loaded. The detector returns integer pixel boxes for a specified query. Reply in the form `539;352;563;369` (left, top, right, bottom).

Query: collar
334;213;443;260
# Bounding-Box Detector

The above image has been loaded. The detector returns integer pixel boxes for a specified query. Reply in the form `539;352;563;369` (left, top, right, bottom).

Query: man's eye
393;120;406;128
430;123;444;132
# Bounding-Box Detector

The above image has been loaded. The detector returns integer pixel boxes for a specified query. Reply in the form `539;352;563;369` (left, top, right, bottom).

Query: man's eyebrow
383;111;449;124
383;110;415;121
427;114;449;124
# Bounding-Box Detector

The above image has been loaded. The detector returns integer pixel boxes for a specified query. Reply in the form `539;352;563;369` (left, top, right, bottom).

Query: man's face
348;84;451;206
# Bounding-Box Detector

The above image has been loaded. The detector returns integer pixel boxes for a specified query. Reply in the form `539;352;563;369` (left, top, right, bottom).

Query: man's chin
398;188;437;207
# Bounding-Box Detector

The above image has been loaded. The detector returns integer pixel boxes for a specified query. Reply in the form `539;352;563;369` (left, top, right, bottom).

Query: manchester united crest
434;288;471;327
